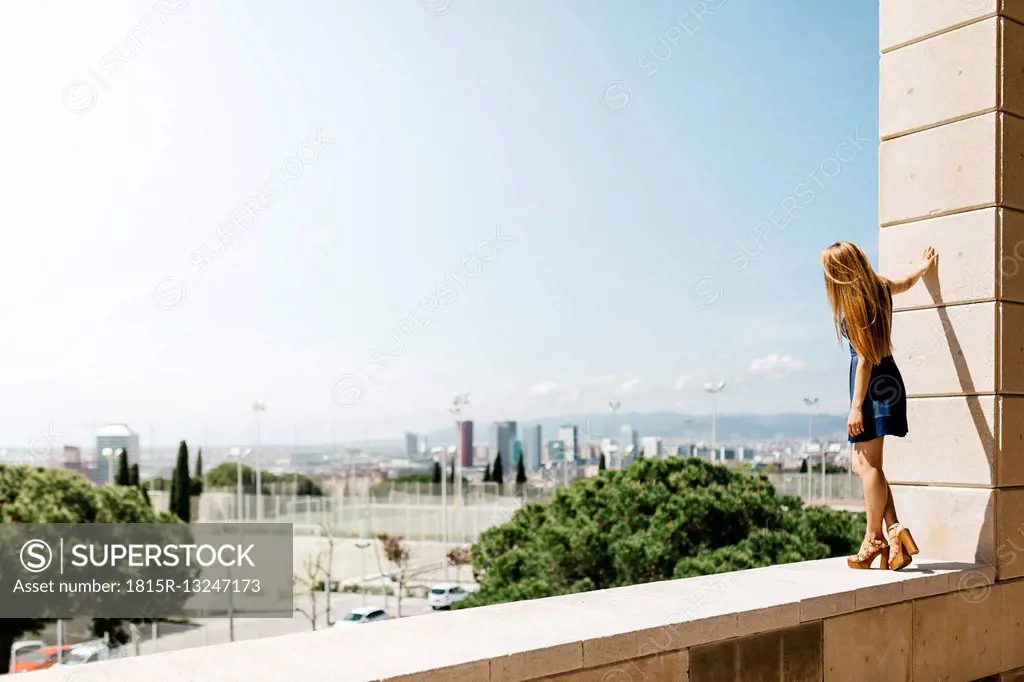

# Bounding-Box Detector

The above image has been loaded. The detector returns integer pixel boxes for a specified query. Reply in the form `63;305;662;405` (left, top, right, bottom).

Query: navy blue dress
844;284;908;443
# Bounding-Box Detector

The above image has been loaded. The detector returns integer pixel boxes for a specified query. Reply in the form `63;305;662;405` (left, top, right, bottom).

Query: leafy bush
456;457;863;609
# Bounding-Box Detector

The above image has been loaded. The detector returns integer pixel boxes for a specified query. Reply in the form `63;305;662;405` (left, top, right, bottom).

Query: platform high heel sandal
847;537;890;570
886;523;920;570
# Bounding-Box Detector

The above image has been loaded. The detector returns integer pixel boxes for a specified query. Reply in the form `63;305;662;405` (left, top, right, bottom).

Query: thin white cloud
529;381;559;396
591;374;614;385
747;354;806;378
674;374;694;390
621;379;641;393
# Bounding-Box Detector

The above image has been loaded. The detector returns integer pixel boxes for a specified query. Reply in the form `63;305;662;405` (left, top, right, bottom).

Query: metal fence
162;473;862;543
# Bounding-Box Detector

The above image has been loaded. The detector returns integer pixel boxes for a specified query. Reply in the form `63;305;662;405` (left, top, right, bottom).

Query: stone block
892;301;998;395
879;208;1024;309
490;642;583;682
823;602;912;682
538;651;689;682
887;395;1024;487
880;0;1024;52
886;396;997;486
880;113;1024;226
887;485;995;566
688;622;821;682
1001;579;1024;672
880;18;998;139
887;486;1024;579
996;489;1024;578
386;661;490;682
912;589;1003;681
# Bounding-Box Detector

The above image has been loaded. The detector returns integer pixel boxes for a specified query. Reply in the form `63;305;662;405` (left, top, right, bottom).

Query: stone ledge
19;558;991;682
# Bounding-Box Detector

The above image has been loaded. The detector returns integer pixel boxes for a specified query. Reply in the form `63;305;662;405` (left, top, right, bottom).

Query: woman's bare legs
882;481;899;531
852;437;890;541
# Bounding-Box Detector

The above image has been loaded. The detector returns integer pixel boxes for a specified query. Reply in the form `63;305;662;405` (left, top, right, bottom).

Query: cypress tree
515;453;527;485
116;448;131;486
128;463;140;487
492;452;504;485
483;462;492;483
599;453;607;471
171;440;191;522
431;461;442;484
191;448;204;496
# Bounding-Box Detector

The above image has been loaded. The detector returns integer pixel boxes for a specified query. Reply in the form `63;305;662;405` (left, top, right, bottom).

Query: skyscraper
523;424;542;473
558;425;579;462
489;421;517;469
641;436;663;458
404;432;419;457
459;420;474;468
620;425;639;457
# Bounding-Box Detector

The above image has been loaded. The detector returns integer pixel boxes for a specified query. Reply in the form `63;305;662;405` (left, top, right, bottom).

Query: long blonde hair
821;241;892;366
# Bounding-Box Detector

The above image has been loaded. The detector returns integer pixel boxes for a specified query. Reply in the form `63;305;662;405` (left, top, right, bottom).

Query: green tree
202;463;323;496
116;448;131;486
492;452;504;486
191;448;204;496
799;458;809;473
483;462;492;483
0;466;186;674
169;440;191;522
448;460;455;485
515;454;527;486
453;457;863;611
598;453;607;471
432;461;442;484
128;463;140;488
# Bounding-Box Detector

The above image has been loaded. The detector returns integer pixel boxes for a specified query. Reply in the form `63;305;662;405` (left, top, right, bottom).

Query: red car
12;645;73;673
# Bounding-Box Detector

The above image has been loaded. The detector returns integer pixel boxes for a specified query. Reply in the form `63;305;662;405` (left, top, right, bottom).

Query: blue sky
0;0;880;448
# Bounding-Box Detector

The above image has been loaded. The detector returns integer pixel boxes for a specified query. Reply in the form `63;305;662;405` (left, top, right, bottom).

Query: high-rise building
620;425;639;457
474;444;490;468
458;421;474;468
558;425;579;462
641;436;663;458
489;421;517;469
523;425;542;473
546;440;566;462
95;424;140;484
61;446;89;479
404;432;419;457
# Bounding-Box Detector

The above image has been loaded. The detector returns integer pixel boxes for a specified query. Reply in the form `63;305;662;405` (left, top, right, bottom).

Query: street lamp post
450;393;469;550
253;401;266;521
355;541;370;607
705;382;726;464
804;397;822;500
229;447;252;522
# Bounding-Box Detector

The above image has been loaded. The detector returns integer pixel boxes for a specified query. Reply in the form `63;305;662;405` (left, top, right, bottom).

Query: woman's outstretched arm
889;246;937;294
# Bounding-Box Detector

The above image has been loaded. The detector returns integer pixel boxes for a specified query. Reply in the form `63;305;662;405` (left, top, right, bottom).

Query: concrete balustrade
20;558;1024;682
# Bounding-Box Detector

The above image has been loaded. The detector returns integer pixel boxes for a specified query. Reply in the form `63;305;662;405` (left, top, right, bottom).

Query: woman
820;241;937;570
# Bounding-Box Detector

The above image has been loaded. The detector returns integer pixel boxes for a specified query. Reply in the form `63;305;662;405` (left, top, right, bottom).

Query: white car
332;607;390;627
54;642;128;667
428;584;468;610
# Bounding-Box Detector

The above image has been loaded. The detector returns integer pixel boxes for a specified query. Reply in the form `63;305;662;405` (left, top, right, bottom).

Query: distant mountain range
424;411;847;446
